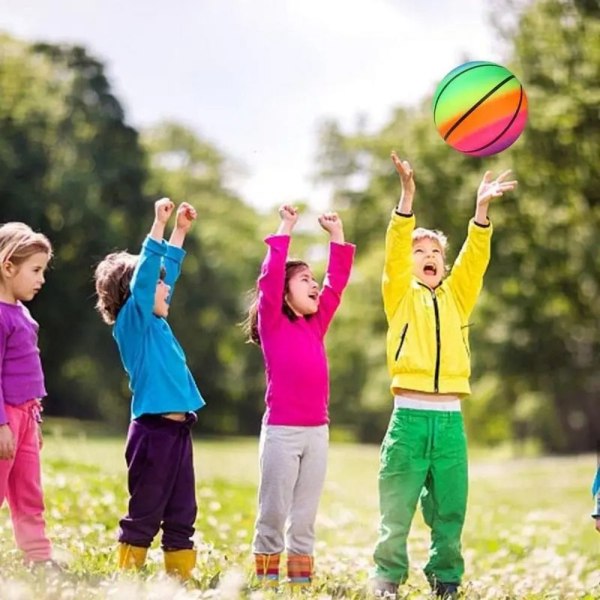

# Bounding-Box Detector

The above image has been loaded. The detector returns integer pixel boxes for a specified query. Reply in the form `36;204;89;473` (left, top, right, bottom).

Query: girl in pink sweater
245;205;355;588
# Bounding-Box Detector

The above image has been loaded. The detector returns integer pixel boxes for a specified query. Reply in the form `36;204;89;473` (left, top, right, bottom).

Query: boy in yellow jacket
371;152;517;599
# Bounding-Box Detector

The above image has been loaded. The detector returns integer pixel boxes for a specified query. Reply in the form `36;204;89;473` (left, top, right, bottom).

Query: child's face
1;252;50;303
285;266;320;316
412;238;445;289
153;279;171;318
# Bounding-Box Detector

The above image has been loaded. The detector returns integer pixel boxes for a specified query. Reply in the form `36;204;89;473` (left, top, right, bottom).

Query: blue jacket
113;236;205;419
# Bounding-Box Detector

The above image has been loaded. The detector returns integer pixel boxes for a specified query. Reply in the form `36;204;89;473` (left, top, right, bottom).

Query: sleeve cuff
166;244;186;263
142;236;168;255
265;234;291;249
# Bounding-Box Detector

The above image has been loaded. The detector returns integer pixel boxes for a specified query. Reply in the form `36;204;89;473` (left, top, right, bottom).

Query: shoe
28;559;66;575
434;581;459;599
370;578;398;599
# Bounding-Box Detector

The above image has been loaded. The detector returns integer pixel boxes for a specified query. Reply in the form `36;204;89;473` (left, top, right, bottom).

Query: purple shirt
257;235;355;426
0;301;47;425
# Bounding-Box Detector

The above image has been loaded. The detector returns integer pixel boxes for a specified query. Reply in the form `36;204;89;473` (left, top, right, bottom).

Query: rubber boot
164;548;197;581
117;543;148;570
254;552;280;588
287;553;313;587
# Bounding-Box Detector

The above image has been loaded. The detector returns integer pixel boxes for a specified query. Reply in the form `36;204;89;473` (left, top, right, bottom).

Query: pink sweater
258;235;355;426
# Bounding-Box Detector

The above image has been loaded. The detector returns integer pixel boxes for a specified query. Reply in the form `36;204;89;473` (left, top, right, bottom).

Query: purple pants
118;413;197;550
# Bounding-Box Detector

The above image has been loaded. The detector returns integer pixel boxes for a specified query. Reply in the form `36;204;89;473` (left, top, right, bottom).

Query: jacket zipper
394;323;409;361
432;291;441;393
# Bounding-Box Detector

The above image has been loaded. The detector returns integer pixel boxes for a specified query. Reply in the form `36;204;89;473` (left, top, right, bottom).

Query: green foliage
0;36;149;424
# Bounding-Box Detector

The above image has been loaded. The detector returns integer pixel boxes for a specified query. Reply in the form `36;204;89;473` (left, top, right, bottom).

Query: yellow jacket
382;212;492;396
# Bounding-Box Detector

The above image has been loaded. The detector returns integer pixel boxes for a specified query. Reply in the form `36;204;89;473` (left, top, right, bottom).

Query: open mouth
308;292;318;301
423;263;437;276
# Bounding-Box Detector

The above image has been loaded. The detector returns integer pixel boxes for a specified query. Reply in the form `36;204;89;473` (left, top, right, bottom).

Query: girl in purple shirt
245;205;355;588
0;222;56;568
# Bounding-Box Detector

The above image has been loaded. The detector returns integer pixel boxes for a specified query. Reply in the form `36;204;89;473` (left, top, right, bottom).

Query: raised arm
447;169;517;317
257;205;298;327
382;152;416;323
129;198;174;318
314;213;355;334
164;202;197;301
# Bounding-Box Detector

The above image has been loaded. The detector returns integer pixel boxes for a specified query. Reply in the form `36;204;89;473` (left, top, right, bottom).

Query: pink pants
0;400;51;562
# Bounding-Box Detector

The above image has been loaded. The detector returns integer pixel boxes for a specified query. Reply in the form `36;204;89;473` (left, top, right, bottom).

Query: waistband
394;395;461;412
134;412;197;429
7;399;43;423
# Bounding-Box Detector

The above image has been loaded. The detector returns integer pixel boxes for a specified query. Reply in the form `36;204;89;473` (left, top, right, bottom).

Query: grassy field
0;432;598;599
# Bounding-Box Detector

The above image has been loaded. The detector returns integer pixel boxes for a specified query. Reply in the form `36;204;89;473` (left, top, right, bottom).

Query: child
94;198;204;581
245;205;355;587
0;222;56;567
371;152;517;599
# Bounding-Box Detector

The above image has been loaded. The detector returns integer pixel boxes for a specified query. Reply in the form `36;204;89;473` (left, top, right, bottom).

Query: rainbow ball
432;61;528;157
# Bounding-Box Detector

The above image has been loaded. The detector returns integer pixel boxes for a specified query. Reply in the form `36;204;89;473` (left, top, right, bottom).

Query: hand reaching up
391;151;415;213
175;202;197;233
155;198;175;224
318;212;345;244
277;205;299;235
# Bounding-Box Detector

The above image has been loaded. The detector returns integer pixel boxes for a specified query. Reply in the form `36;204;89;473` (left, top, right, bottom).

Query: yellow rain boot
164;548;197;581
254;553;280;588
117;543;148;570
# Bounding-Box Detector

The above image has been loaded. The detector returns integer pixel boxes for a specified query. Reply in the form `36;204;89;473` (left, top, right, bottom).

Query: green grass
1;432;599;599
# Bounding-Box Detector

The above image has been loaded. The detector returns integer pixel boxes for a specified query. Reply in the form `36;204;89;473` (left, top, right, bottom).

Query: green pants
373;408;468;585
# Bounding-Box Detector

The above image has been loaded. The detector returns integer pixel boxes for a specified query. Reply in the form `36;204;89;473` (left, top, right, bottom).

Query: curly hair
94;252;138;325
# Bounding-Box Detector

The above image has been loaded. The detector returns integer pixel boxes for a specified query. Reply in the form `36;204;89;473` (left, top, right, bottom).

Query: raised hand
278;205;299;225
155;198;175;224
477;170;518;207
318;212;345;244
391;151;415;214
277;205;299;236
175;202;197;233
391;151;415;197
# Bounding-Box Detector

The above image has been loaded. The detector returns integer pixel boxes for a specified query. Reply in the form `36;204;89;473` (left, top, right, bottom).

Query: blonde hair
0;222;53;269
412;227;448;256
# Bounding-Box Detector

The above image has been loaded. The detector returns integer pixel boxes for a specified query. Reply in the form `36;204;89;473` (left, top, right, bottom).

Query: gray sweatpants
253;424;329;555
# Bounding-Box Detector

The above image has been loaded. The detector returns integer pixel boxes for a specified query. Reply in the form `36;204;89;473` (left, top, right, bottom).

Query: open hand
391;151;415;199
477;170;518;207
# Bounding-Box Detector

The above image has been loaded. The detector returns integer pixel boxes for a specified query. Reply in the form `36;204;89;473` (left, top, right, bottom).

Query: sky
0;0;501;212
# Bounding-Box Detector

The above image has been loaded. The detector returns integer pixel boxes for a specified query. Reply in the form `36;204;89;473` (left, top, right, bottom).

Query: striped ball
433;61;528;157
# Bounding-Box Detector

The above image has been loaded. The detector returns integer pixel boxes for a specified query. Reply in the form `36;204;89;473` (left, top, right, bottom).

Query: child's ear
1;261;16;278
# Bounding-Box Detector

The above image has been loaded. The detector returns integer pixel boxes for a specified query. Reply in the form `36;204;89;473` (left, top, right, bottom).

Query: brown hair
243;259;309;346
0;222;52;270
94;252;138;325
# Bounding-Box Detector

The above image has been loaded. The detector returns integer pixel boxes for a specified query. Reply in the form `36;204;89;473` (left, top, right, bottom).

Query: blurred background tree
0;0;597;451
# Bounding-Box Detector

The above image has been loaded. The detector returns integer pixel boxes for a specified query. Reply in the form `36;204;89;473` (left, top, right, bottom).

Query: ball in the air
432;61;528;157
